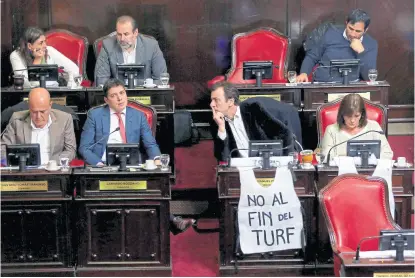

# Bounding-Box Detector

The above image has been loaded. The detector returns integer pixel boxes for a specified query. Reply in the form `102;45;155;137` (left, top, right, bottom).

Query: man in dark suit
210;81;301;162
95;15;167;86
79;78;194;234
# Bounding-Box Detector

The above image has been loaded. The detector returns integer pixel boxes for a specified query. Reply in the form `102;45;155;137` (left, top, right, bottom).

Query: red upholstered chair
207;27;290;87
316;97;387;146
45;29;91;86
127;100;157;136
319;174;401;276
93;32;116;58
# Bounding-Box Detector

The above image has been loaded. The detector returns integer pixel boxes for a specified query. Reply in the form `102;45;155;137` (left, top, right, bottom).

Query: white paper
373;159;395;219
358;250;415;259
231;156;293;168
338;156;358;175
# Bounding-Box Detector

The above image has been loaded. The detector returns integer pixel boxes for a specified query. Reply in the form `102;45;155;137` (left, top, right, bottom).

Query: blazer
1;109;77;161
213;97;302;161
79;105;161;165
94;34;167;86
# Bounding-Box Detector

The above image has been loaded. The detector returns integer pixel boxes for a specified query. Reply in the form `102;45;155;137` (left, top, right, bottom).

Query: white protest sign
237;166;304;254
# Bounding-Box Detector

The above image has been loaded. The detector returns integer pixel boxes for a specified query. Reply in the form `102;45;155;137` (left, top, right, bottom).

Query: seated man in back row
296;9;378;83
79;78;194;234
95;15;167;86
1;87;76;164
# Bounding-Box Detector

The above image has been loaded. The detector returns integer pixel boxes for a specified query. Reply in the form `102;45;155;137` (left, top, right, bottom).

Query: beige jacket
1;109;76;161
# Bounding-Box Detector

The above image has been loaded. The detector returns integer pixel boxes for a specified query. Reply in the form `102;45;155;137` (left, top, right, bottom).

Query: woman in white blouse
321;93;393;160
10;26;80;88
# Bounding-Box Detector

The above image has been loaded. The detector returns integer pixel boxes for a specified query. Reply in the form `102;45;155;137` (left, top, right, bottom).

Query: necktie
115;112;126;143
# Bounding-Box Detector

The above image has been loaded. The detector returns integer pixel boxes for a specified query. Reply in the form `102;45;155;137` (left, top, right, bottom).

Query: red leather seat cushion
127;102;154;129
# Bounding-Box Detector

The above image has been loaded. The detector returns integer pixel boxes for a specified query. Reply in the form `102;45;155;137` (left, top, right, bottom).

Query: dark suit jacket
79;105;161;165
94;34;167;86
213;97;302;161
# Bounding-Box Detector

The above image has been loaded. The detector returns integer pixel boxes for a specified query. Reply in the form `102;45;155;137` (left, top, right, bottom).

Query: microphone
83;127;120;168
227;148;249;167
354;233;414;263
326;130;384;164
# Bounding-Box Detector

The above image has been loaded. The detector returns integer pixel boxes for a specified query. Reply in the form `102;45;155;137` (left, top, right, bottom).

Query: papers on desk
230;156;293;168
358;250;415;259
337;156;358;175
329;155;378;167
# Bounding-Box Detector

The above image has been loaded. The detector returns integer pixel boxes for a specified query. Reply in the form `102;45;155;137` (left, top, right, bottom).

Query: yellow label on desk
23;96;67;105
128;96;151;105
374;273;414;277
99;180;147;190
240;94;281;102
0;181;48;191
327;92;370;102
256;178;274;188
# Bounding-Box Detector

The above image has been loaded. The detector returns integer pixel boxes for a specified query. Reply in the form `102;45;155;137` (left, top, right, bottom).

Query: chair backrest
319;174;399;253
226;27;290;84
127;100;157;136
45;29;88;78
93;32;117;58
316;97;387;145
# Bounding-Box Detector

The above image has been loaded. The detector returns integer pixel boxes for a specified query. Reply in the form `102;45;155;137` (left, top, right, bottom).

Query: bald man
1;88;76;164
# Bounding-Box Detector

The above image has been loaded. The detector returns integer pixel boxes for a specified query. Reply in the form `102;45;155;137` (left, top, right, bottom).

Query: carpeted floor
171;219;219;277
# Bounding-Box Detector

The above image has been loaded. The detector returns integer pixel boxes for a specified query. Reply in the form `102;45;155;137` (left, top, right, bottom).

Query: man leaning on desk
296;9;378;83
79;78;195;234
1;87;77;164
94;15;167;86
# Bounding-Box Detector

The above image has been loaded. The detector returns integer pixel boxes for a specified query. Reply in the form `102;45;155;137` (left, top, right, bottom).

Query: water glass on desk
160;154;170;171
59;155;70;172
288;71;297;84
289;151;298;168
368;69;378;84
160;72;170;87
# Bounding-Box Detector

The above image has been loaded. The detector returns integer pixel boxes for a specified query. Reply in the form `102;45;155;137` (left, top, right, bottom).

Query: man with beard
95;15;167;86
296;9;377;83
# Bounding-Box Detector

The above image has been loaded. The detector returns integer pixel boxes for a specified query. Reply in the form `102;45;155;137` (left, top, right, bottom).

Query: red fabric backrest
45;29;88;77
317;97;387;144
226;27;290;84
93;32;116;58
319;174;398;253
127;100;157;136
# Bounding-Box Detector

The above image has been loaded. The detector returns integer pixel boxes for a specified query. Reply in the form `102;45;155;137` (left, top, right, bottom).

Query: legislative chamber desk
316;166;414;270
72;167;172;277
0;169;74;276
217;166;316;276
339;252;414;277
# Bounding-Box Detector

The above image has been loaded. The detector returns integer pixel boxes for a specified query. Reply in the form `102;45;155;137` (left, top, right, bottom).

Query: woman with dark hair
321;93;393;160
10;26;79;87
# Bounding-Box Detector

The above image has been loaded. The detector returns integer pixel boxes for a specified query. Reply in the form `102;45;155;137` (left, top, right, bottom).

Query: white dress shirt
31;115;52;165
101;107;127;161
217;106;249;157
122;42;137;64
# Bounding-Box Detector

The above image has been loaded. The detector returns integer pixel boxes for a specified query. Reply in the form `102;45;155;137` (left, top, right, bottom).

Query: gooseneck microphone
84;127;120;168
326;130;384;165
227;148;249;167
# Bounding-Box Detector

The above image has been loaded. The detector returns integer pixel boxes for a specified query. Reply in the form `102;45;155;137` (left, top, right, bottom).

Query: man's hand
212;108;225;132
96;162;105;167
350;39;364;54
296;73;309;83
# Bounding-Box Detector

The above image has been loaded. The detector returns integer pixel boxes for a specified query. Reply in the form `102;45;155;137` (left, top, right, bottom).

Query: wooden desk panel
73;169;172;276
1;170;73;276
217;167;316;276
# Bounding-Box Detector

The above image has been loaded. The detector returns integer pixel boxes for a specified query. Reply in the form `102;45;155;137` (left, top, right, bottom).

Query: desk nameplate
374;272;414;277
0;181;48;191
240;94;281;102
127;96;151;105
99;180;147;191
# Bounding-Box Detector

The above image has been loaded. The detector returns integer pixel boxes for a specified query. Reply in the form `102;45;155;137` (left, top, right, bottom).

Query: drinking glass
59;155;70;172
368;69;378;84
160;72;170;87
288;151;299;168
287;71;297;84
315;152;326;167
160;154;170;171
74;76;83;88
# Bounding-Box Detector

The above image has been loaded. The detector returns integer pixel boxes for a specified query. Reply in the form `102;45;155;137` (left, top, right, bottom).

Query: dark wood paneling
1;0;413;106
